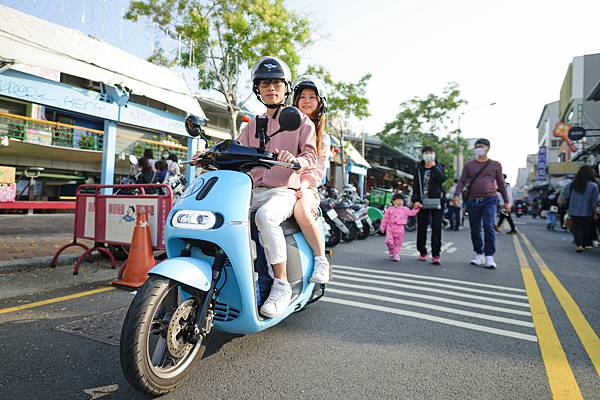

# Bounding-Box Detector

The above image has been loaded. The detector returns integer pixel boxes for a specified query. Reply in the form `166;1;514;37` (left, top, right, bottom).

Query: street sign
568;126;586;141
537;146;547;180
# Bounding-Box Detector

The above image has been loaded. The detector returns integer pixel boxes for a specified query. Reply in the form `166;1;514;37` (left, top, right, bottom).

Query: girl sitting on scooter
291;75;331;284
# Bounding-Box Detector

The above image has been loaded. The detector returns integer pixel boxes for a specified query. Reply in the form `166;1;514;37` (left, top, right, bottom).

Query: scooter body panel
162;169;319;335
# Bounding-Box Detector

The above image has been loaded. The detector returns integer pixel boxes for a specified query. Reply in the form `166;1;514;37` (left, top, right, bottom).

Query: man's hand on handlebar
274;149;297;164
190;149;206;166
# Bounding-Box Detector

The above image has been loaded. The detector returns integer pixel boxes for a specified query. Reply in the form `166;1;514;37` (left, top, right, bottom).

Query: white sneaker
260;279;292;318
310;256;330;284
470;253;485;266
485;256;497;269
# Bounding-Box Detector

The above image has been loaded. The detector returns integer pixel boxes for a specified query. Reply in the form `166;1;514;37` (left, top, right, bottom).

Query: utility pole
456;102;497;178
339;120;346;190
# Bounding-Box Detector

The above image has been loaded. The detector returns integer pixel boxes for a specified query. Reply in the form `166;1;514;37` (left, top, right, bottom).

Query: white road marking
329;281;531;316
83;384;119;399
332;269;528;299
333;273;531;308
322;297;538;342
334;264;526;292
441;242;454;252
396;240;457;256
446;247;458;253
327;288;534;327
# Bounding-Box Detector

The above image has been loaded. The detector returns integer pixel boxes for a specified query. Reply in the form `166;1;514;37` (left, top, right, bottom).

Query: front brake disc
166;299;196;358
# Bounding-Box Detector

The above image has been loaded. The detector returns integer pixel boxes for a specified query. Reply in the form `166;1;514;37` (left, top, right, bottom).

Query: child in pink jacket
380;193;421;261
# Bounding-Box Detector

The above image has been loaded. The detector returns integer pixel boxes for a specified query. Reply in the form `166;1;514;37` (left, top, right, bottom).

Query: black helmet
251;56;292;107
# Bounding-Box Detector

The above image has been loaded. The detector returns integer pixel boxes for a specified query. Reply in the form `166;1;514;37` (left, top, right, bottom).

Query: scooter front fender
149;257;212;291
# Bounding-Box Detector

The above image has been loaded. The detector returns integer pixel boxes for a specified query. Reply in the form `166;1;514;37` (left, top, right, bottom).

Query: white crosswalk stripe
396;240;458;255
324;265;536;342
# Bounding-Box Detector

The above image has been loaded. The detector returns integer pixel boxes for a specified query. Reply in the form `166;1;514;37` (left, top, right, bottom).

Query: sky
2;0;600;182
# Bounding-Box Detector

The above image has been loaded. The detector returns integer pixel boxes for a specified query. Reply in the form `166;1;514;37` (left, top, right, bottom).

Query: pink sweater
380;206;420;232
238;110;317;189
301;133;331;188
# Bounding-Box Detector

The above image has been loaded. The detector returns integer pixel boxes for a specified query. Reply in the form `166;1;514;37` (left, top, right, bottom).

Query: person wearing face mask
412;146;447;265
453;138;511;269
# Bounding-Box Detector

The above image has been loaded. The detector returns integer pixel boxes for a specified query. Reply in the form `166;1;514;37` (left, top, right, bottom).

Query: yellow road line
512;235;583;400
0;287;115;315
520;233;600;377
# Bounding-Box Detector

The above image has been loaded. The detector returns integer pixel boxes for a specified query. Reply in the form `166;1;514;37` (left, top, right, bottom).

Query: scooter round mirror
128;154;138;165
278;106;302;132
185;115;205;138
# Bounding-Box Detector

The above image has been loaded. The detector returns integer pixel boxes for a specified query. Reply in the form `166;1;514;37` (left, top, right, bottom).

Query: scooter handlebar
261;159;302;170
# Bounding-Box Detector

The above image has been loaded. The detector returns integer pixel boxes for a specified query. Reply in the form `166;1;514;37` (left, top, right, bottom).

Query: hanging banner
537;146;547;180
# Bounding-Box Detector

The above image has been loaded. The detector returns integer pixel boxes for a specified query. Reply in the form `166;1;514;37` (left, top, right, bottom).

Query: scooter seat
250;212;301;236
280;217;301;236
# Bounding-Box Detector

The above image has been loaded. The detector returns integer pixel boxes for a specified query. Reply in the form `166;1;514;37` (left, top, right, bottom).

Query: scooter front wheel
326;225;342;247
357;222;370;239
120;276;210;397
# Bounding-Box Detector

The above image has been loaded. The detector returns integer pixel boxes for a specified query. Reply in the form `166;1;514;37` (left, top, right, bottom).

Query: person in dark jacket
412;146;447;265
136;157;160;194
563;165;599;252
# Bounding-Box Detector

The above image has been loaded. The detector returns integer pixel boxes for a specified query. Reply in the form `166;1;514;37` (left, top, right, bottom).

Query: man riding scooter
192;56;317;318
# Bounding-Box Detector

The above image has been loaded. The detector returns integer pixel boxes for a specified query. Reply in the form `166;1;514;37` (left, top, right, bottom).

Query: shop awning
329;136;370;169
0;5;205;119
370;161;413;180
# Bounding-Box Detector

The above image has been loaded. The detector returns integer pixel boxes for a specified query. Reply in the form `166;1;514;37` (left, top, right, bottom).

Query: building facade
0;5;208;203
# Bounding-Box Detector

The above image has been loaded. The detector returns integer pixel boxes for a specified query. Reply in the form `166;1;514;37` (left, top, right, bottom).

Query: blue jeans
466;196;497;256
546;212;557;230
448;205;461;230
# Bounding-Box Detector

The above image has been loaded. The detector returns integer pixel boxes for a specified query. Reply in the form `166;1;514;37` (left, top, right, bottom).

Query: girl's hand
311;203;319;217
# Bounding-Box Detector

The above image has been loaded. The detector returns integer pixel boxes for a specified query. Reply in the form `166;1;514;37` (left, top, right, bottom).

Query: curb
0;255;80;274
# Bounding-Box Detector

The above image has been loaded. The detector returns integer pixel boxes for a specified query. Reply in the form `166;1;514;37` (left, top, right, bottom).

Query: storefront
0;6;209;206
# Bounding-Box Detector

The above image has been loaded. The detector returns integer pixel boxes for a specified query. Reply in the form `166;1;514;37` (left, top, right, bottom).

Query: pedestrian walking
544;190;560;230
447;179;462;231
412;146;447;265
453;138;511;269
380;193;421;262
496;174;517;234
562;165;599;252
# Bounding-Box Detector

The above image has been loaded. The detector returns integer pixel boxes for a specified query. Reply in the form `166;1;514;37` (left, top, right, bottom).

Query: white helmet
251;56;292;106
292;75;328;113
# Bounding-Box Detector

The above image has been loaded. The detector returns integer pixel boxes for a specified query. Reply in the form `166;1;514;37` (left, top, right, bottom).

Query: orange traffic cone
112;210;156;289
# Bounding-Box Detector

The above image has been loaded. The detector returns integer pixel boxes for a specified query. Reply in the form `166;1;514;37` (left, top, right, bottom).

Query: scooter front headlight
171;210;219;230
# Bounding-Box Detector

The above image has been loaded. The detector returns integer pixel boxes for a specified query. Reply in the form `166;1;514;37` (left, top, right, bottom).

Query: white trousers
251;187;297;265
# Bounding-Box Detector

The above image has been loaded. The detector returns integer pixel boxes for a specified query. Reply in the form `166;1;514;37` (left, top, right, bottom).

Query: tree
378;82;469;186
304;65;371;125
126;0;313;138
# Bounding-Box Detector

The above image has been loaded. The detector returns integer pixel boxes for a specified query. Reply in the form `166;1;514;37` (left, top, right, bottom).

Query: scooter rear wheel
120;276;210;397
342;222;358;242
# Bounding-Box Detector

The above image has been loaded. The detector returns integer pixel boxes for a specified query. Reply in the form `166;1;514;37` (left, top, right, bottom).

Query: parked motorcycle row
319;185;386;248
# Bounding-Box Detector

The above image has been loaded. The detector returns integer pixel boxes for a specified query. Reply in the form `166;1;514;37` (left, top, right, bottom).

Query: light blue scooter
119;107;329;397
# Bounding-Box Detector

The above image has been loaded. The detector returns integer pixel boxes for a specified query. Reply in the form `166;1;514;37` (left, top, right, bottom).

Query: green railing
0;112;104;151
0;113;189;159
